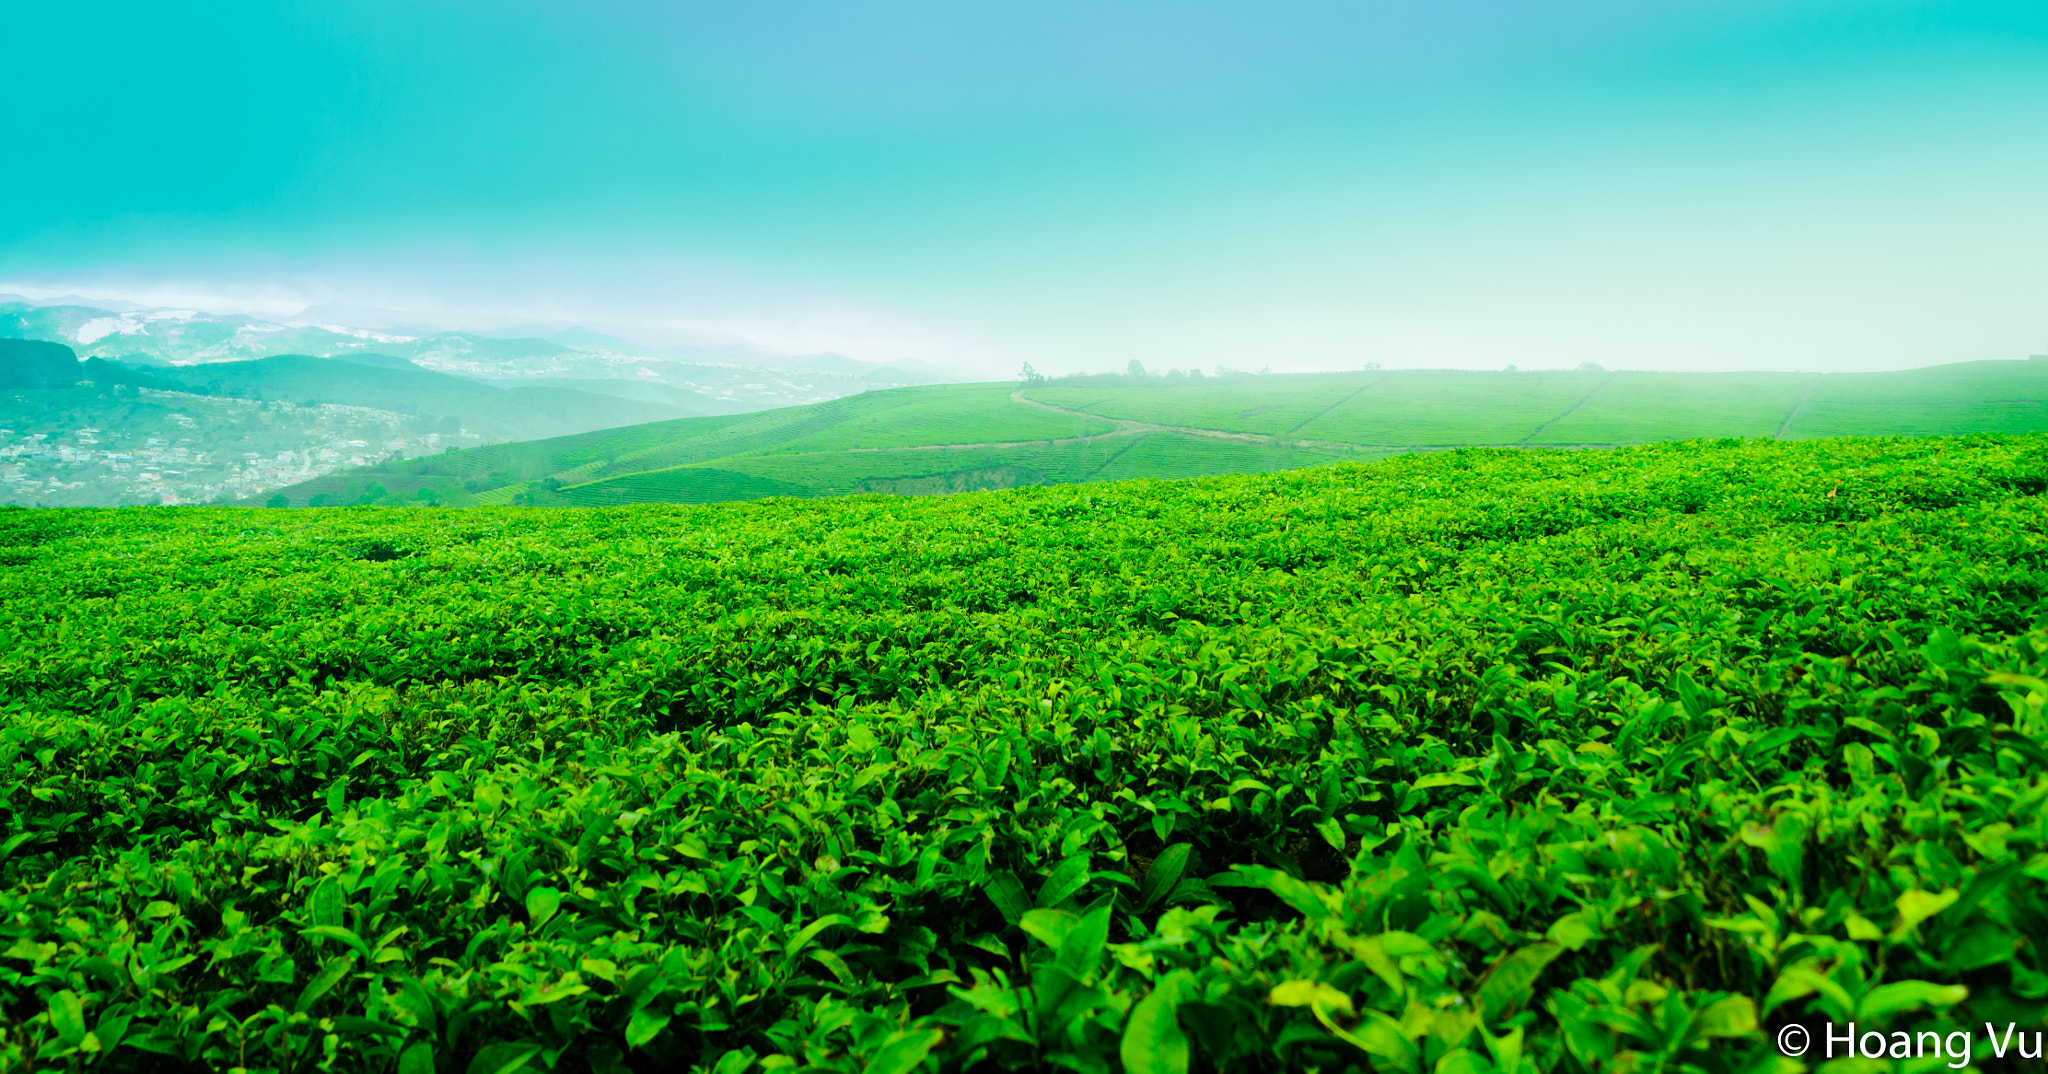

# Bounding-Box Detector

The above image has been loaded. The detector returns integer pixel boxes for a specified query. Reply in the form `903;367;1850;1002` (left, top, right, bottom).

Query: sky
2;0;2044;374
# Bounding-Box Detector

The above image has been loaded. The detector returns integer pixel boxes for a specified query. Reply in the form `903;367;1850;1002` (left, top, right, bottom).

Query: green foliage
281;360;2048;510
1293;371;1607;445
0;338;85;390
1528;372;1816;444
715;440;1129;495
4;435;2048;1072
1089;433;1350;482
556;467;815;506
761;384;1107;454
1028;373;1372;436
285;384;1110;508
1791;361;2048;438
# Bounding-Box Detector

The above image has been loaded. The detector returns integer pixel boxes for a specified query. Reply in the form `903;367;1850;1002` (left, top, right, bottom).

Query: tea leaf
1122;973;1192;1074
865;1028;944;1074
1138;844;1191;910
525;887;562;928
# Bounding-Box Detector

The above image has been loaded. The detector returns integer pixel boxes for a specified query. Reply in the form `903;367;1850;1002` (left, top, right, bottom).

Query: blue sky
2;0;2044;372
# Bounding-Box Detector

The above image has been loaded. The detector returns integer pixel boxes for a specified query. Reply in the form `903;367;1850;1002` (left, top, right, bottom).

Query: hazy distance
3;0;2044;376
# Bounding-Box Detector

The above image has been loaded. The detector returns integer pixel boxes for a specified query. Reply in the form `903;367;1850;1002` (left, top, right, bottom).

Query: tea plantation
274;358;2048;509
5;434;2048;1073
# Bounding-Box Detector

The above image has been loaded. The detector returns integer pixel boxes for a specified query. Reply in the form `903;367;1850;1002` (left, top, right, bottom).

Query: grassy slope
279;384;1119;505
1529;371;1817;443
713;440;1132;494
762;383;1112;452
281;412;762;505
7;437;2048;1072
1090;433;1352;482
1025;373;1378;435
553;467;814;506
1789;360;2048;438
1293;370;1609;445
273;359;2048;507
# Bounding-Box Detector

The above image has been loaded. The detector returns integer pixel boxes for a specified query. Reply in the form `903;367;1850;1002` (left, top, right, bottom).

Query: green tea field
273;359;2048;508
6;434;2048;1072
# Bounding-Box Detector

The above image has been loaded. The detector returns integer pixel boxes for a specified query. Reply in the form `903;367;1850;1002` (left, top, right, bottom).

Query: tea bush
4;434;2048;1073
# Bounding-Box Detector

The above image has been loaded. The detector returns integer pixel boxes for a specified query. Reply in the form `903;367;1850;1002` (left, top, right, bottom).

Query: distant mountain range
0;297;974;411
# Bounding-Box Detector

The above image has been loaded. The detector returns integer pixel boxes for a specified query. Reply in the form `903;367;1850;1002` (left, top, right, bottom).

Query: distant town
0;388;480;507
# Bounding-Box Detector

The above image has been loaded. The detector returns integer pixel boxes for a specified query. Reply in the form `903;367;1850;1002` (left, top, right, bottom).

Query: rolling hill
0;344;714;506
270;357;2048;507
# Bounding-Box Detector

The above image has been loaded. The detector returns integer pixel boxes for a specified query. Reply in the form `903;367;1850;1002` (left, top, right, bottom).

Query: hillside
106;353;706;438
0;346;707;506
0;338;84;389
276;357;2048;506
5;436;2046;1071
